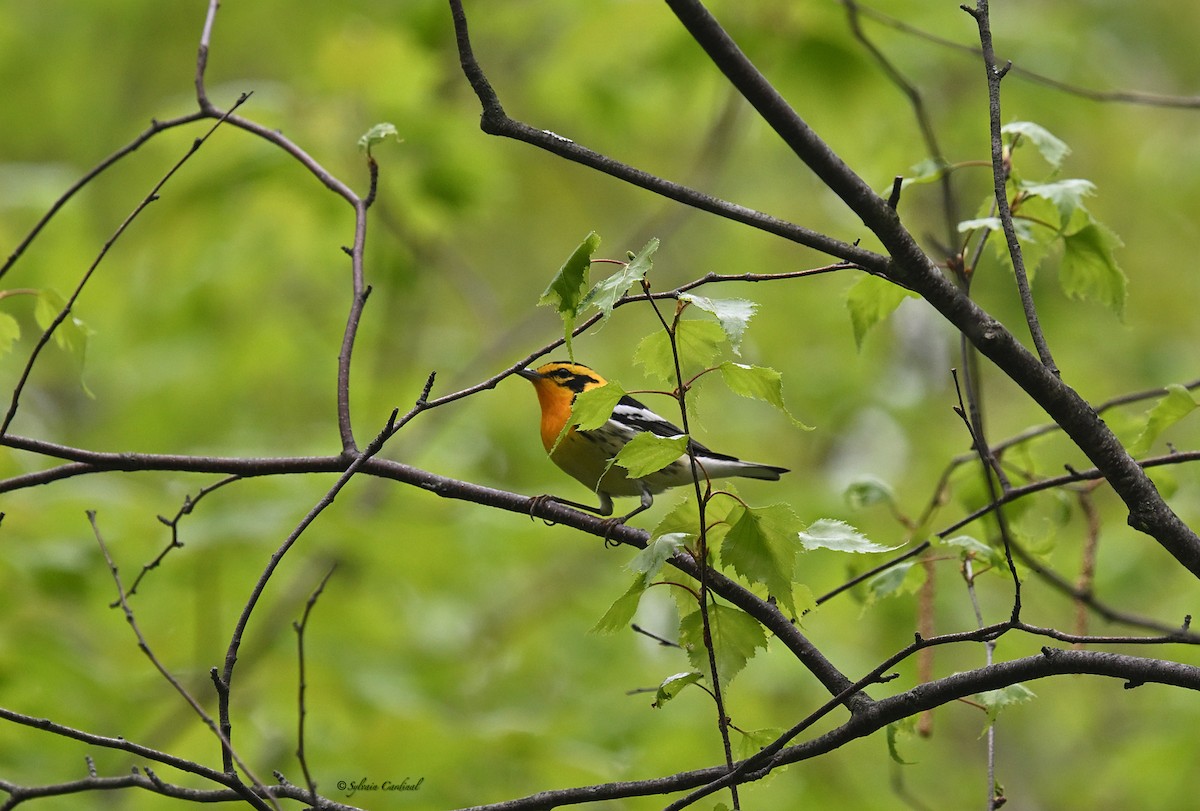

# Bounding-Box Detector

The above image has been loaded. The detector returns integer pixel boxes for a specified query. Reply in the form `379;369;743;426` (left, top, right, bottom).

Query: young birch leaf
735;727;786;761
634;320;727;381
887;718;918;765
1131;384;1198;456
1060;221;1126;317
844;476;895;510
718;362;812;429
957;217;1002;234
939;534;1006;571
976;684;1037;731
538;231;601;358
679;603;768;688
799;518;901;553
845;274;918;349
591;574;649;634
1020;179;1096;226
866;560;925;604
1002;121;1070;168
631;532;689;579
357;122;399;153
615;433;690;478
554;381;626;454
720;503;804;616
678;294;757;355
651;671;704;708
653;496;703;541
583;238;658;324
569;382;627;431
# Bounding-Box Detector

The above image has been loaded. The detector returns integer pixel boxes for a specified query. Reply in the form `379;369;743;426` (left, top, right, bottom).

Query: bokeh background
2;1;1200;808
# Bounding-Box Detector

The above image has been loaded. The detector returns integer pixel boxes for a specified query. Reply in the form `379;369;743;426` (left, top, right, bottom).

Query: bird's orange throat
532;380;577;452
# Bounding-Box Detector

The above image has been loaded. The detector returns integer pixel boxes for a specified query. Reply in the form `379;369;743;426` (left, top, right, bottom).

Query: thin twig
964;0;1057;375
0;95;249;437
87;512;278;811
295;566;338;803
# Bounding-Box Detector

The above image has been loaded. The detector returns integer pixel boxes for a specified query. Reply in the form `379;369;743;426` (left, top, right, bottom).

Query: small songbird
518;361;789;521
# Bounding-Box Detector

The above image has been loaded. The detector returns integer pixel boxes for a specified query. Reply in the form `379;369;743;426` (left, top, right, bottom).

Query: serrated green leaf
845;274;918;349
844;477;895;510
0;311;20;354
865;560;924;604
679;294;757;355
720;503;805;616
591;574;649;634
1131;383;1198;456
1010;491;1072;557
33;289;93;396
679;603;768;688
630;532;688;579
651;671;704;708
357;122;399;152
734;727;784;761
901;157;949;188
939;534;1004;570
1002;121;1070;168
634;320;727;381
653;496;703;541
976;683;1036;730
538;231;601;359
799;518;901;553
957;216;1002;233
615;432;690;478
718;362;811;429
1020;179;1096;226
1060;222;1126;316
569;382;627;431
582;238;658;324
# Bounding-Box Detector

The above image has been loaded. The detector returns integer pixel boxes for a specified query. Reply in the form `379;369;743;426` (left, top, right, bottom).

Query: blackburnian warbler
518;361;789;521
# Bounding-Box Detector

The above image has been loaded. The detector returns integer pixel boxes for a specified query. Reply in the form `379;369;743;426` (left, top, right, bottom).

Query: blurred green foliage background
2;1;1200;809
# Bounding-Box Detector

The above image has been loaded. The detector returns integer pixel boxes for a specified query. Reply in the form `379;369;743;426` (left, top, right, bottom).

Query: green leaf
33;289;93;396
569;381;627;431
1130;384;1198;456
614;432;689;479
845;274;918;349
630;532;688;579
1020;179;1096;226
653;496;703;541
678;603;768;688
844;477;895;510
1002;121;1070;168
718;362;812;429
939;534;1005;570
734;727;784;761
591;574;649;634
582;238;658;324
975;683;1036;730
538;231;602;359
887;718;918;765
634;320;727;381
720;503;805;615
1060;221;1126;316
865;560;925;604
0;311;19;354
651;671;704;708
679;294;757;355
957;216;1002;234
901;157;950;188
357;122;399;153
799;518;901;553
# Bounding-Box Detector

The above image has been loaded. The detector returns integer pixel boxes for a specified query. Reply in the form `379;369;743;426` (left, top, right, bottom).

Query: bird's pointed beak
517;367;541;381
